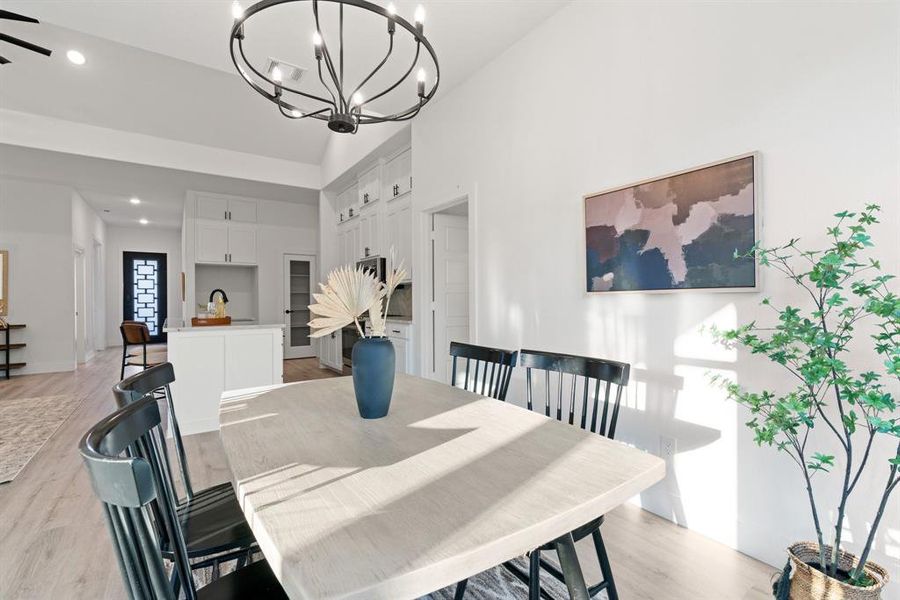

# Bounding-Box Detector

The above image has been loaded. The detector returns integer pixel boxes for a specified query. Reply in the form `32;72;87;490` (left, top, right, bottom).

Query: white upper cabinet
196;220;229;263
357;165;380;208
385;195;412;280
227;223;258;264
228;198;258;223
197;194;258;223
384;149;411;200
359;205;381;259
197;196;229;220
336;184;360;224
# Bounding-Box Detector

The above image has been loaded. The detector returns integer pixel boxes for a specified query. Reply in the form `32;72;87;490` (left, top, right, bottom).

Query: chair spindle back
449;341;518;401
519;349;630;439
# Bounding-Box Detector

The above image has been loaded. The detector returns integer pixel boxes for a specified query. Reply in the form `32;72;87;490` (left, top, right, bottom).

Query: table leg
554;532;589;600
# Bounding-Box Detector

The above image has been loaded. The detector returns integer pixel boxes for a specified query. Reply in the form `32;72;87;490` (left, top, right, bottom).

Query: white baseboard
19;361;77;376
176;416;221;437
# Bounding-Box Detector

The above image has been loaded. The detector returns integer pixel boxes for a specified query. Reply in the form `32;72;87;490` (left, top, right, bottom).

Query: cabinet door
348;222;361;263
196;219;228;263
197;196;229;221
228;198;258;223
390;337;408;374
228;223;258;264
395;149;412;196
359;208;380;258
385;197;412;279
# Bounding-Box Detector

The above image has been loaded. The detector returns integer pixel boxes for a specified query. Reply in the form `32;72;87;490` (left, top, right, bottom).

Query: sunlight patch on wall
673;302;737;363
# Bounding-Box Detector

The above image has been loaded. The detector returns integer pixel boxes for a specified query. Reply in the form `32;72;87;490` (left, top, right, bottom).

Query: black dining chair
80;394;287;599
113;363;258;581
449;341;518;401
453;348;630;600
514;349;630;600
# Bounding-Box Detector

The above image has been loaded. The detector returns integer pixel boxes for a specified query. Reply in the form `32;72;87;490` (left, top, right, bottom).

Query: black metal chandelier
230;0;439;134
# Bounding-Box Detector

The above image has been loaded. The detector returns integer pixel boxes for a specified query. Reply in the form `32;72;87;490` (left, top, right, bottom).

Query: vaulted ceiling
0;1;568;165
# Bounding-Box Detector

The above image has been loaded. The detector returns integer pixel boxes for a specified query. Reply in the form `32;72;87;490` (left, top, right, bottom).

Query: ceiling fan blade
0;55;10;65
0;32;51;56
0;10;40;24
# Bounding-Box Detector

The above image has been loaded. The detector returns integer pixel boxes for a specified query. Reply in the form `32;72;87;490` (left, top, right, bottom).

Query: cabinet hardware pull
392;329;401;334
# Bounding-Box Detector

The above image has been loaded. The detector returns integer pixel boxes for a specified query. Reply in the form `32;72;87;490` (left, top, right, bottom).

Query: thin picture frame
582;151;762;295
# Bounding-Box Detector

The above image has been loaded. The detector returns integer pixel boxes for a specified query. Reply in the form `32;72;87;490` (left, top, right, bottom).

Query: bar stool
120;320;167;379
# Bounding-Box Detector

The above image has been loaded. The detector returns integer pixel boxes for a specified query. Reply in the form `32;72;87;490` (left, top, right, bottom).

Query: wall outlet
659;435;677;460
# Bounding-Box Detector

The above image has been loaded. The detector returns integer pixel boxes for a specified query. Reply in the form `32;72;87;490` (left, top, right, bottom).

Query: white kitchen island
163;320;284;435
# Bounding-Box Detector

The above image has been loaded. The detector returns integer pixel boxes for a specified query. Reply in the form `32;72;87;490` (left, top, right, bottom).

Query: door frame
283;253;318;359
416;191;479;381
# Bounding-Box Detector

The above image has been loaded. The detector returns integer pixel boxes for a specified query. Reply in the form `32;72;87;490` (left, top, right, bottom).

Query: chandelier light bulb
386;3;396;16
231;1;243;20
139;218;149;226
352;92;364;107
291;109;302;118
312;31;323;46
271;65;283;82
129;197;141;205
414;5;425;25
417;68;426;96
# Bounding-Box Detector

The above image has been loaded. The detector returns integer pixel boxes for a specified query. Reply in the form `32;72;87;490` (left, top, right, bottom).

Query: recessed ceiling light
129;197;141;205
66;50;86;65
139;218;149;225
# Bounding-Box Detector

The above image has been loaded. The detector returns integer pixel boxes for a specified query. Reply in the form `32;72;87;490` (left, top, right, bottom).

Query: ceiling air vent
265;58;306;83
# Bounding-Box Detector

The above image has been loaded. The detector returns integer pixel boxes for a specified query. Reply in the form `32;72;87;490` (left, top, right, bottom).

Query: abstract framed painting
583;153;759;293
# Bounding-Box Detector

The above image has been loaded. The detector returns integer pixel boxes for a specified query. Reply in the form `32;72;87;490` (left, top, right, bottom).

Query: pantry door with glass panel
283;254;316;359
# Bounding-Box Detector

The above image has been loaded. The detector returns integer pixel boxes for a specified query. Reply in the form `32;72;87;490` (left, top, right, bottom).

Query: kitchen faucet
209;289;229;303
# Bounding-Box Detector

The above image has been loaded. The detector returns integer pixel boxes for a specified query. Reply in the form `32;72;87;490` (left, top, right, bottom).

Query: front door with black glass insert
123;251;167;343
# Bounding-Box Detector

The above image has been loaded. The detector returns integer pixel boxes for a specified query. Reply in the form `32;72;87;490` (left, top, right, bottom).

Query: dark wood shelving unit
1;323;26;379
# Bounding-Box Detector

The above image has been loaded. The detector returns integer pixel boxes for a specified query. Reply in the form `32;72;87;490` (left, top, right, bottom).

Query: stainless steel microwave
356;256;386;283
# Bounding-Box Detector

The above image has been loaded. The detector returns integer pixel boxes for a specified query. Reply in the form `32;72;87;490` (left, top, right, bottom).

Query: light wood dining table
219;374;665;600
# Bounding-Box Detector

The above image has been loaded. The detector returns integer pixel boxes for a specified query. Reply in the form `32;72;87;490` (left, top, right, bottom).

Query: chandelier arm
362;40;420;107
339;2;344;90
312;0;346;111
316;60;339;110
278;104;330;120
236;36;333;106
347;31;393;104
358;100;422;124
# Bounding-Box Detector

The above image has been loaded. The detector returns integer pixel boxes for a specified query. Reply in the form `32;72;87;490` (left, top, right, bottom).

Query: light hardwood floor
0;350;774;599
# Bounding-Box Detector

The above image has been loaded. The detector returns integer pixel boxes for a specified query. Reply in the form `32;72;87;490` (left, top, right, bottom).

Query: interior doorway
283;254;317;359
74;248;88;364
429;201;470;383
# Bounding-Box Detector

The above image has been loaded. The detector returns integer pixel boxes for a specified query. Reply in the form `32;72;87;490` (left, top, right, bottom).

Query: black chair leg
453;578;468;600
120;347;127;380
592;528;619;600
528;549;541;600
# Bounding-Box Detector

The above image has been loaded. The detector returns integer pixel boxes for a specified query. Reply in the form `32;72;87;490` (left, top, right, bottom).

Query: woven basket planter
788;542;889;600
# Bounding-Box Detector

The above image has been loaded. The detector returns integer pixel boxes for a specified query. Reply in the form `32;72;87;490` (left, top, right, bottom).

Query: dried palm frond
308;265;384;338
368;297;386;337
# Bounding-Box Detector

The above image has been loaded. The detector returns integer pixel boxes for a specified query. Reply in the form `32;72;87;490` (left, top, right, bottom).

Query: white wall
411;0;900;588
256;199;319;326
72;191;107;358
0;177;77;374
105;225;182;347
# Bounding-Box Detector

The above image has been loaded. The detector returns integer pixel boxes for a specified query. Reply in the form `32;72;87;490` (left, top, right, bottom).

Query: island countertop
163;319;286;333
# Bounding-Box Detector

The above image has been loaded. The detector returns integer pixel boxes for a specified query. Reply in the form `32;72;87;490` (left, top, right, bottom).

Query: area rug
189;554;579;600
0;394;81;483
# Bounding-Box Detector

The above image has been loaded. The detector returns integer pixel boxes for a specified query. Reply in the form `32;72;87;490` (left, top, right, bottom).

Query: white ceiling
0;144;319;228
1;0;568;164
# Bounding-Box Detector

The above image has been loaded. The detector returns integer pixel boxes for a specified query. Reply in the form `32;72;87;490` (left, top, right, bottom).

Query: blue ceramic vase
351;337;395;419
